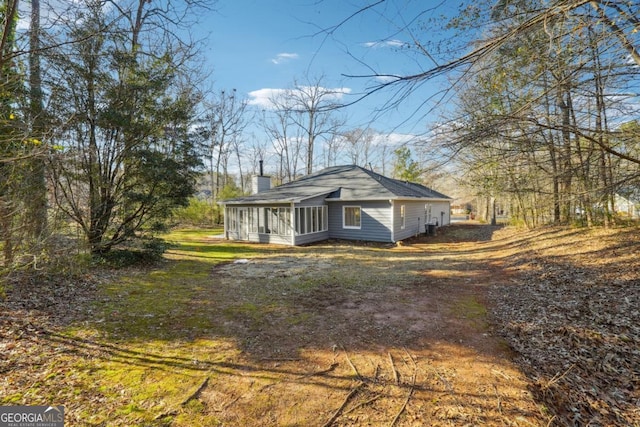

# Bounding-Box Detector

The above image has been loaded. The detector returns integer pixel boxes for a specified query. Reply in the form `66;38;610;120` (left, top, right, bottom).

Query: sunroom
224;203;329;245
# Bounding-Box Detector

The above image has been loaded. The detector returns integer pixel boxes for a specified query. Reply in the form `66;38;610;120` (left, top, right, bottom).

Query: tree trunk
307;111;314;175
542;73;561;224
490;197;497;225
27;0;48;239
0;199;13;265
590;27;614;227
558;84;574;224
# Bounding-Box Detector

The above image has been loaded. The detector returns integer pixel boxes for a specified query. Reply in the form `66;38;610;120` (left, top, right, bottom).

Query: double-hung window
343;206;361;229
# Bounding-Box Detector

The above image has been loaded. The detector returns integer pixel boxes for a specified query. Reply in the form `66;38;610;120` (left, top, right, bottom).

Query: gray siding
227;232;293;245
430;202;451;226
392;200;452;241
252;233;292;245
225;198;450;246
392;201;426;241
328;201;392;242
294;230;330;245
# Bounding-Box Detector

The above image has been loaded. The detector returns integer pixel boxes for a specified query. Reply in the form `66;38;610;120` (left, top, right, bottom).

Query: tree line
0;0;424;269
192;76;433;225
1;0;211;267
2;0;638;271
445;0;640;227
206;0;640;228
360;0;640;227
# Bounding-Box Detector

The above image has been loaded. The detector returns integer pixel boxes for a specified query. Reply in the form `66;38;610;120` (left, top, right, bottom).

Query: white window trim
400;205;406;229
294;206;329;236
343;205;362;229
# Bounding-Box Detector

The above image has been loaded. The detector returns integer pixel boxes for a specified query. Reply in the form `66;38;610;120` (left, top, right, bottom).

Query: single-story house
220;164;452;245
615;192;639;219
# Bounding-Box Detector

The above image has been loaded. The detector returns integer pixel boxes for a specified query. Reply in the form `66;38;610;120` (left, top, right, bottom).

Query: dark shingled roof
222;165;451;204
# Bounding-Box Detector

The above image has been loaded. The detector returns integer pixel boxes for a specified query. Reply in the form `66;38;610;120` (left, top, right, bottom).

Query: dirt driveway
193;224;547;426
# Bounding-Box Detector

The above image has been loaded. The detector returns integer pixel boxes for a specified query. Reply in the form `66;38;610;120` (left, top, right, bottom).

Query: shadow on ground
1;223;575;426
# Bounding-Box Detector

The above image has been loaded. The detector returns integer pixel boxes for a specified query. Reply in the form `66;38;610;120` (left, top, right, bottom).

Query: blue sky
199;0;466;139
15;0;470;171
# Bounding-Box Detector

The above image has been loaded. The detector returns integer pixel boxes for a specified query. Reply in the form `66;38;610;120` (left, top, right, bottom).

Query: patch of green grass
290;277;324;292
79;232;286;426
161;228;274;262
45;334;239;426
222;302;285;331
287;312;312;325
162;228;224;242
98;261;217;340
222;302;261;322
172;409;222;427
452;295;488;330
95;235;277;341
2;393;22;404
47;229;270;425
168;242;259;260
117;403;145;416
42;228;430;425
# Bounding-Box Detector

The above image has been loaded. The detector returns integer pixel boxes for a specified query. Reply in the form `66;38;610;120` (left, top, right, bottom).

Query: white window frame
294;206;328;235
250;207;292;235
227;207;238;231
343;205;362;229
248;208;258;233
400;205;406;229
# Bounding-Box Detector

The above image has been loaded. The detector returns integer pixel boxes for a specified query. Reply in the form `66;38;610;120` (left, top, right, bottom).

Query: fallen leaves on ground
1;224;639;426
488;226;640;426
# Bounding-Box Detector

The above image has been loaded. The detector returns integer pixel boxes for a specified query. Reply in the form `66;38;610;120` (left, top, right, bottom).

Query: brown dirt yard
1;223;638;426
194;225;543;426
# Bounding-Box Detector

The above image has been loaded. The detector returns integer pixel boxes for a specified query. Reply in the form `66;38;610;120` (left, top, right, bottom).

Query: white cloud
362;39;407;49
271;52;299;65
247;88;289;108
248;86;352;109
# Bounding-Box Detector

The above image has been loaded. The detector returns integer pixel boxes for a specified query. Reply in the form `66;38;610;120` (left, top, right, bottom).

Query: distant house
615;193;639;219
220;164;452;245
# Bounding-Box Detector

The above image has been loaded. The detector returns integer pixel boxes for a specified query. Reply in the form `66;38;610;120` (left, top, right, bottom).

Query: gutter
325;197;452;202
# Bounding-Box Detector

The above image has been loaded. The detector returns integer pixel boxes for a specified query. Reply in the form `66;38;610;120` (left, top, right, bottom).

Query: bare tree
25;0;48;239
322;126;345;167
261;94;304;182
342;128;375;167
246;135;269;178
441;0;640;227
287;76;346;174
0;0;21;265
202;88;249;201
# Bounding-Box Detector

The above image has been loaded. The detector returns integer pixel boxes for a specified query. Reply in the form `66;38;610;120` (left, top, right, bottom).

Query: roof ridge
221;164;451;204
